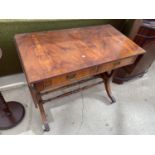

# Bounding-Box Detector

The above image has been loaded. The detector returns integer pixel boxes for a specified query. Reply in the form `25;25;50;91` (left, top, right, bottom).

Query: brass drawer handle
113;61;121;66
66;73;76;80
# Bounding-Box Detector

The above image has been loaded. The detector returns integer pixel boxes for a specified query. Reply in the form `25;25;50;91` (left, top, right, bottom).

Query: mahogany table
15;25;145;131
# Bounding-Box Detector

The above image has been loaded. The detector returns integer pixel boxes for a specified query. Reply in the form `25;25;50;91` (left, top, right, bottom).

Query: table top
15;25;145;84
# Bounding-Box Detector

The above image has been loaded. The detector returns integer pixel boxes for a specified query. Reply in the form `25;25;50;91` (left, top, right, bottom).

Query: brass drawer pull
66;73;76;80
113;61;121;66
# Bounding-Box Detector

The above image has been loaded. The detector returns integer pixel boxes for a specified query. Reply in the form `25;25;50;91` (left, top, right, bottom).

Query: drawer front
36;66;98;91
97;57;136;73
35;56;136;91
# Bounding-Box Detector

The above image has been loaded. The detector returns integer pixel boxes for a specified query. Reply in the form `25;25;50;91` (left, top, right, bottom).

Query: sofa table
15;25;145;131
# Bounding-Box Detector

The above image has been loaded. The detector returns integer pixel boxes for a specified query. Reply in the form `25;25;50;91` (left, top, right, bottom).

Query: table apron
35;56;137;92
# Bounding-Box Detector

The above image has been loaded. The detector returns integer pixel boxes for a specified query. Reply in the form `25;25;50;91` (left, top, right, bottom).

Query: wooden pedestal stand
0;48;25;130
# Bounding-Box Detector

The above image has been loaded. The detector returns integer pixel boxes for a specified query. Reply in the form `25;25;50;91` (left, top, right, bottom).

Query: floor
0;63;155;135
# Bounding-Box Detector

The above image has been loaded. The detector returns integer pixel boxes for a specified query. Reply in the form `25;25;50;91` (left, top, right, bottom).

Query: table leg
29;84;50;131
37;99;50;132
101;71;116;103
28;85;38;109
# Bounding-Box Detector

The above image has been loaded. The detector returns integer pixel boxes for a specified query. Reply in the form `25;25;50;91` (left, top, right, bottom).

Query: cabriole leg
101;71;116;103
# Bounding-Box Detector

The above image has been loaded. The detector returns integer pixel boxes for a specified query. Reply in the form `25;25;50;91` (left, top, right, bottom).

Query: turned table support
30;73;116;131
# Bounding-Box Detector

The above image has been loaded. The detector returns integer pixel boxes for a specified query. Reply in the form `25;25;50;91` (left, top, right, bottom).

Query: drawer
35;56;136;91
35;65;98;91
97;57;136;74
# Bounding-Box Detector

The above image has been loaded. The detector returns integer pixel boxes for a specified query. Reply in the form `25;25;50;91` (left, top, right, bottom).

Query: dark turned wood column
0;48;25;130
